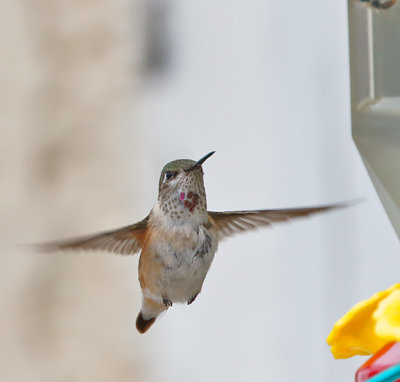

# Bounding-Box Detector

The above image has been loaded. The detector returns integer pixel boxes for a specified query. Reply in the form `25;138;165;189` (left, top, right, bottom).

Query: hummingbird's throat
179;191;199;212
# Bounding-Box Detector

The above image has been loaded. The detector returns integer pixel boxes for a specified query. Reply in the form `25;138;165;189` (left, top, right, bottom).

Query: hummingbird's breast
140;203;218;304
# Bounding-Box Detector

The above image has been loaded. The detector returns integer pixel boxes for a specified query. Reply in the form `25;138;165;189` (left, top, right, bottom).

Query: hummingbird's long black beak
185;151;215;172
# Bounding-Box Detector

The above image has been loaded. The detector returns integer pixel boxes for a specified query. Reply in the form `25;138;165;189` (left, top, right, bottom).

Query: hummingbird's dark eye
165;171;176;181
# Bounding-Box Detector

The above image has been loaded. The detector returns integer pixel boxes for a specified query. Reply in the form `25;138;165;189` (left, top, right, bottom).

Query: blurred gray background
1;0;399;381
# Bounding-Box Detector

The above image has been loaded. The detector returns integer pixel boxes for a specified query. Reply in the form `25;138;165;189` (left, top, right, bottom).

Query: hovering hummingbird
362;0;396;9
43;152;344;333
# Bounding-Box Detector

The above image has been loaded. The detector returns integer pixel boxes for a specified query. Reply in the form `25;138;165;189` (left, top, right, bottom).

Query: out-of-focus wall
0;1;149;381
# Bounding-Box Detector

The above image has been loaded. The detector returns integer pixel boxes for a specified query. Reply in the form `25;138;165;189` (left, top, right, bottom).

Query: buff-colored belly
160;248;215;302
139;224;217;304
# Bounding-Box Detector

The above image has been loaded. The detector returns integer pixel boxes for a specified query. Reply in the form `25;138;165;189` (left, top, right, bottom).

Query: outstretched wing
207;204;345;241
38;216;149;255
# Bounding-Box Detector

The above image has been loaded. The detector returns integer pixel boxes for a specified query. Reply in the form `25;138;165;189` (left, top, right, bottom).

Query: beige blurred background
1;1;400;382
0;0;150;381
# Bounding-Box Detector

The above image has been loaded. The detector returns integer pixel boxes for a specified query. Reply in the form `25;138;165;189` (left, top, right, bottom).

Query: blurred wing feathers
208;204;343;241
39;216;149;255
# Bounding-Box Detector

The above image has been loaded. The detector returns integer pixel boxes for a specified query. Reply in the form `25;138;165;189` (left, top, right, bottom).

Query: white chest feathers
148;204;218;303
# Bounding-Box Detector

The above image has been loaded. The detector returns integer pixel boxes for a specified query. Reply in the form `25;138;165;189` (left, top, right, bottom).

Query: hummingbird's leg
162;297;173;307
187;292;200;305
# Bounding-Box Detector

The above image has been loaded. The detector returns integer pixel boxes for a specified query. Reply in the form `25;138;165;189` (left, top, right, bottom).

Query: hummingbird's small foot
163;297;173;307
187;292;199;305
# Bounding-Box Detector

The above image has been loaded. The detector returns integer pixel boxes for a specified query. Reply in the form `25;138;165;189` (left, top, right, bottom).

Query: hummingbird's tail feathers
136;312;156;334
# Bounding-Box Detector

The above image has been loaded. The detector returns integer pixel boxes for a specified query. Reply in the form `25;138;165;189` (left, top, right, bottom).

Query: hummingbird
42;151;344;333
361;0;397;9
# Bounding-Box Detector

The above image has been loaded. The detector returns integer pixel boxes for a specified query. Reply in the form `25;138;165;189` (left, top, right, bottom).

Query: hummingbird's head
157;152;215;217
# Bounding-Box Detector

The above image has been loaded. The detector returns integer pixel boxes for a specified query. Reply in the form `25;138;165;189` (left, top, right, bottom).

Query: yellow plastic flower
374;289;400;341
327;284;400;359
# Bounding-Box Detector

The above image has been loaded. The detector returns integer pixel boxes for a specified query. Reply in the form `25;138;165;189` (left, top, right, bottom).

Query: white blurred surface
136;1;400;381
